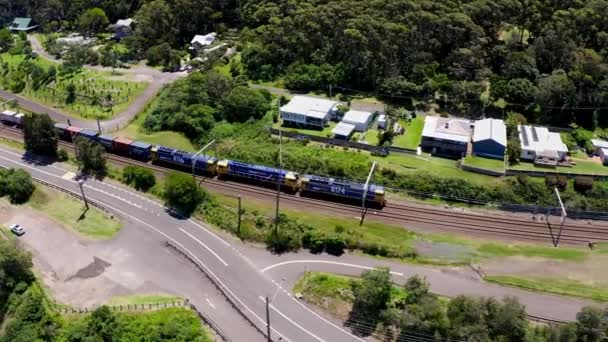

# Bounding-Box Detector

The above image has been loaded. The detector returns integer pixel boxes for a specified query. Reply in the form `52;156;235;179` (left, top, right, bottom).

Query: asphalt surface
0;36;186;132
0;146;602;341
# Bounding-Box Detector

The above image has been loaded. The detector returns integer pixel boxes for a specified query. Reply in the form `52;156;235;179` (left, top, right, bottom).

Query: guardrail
165;241;270;341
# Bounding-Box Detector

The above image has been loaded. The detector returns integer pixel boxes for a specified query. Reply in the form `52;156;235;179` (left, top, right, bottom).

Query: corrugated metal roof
332;122;355;137
592;139;608;149
473;118;506;146
280;96;338;119
131;141;151;149
2;110;16;116
342;110;372;124
114;137;133;145
191;32;217;46
422;116;471;143
518;125;568;154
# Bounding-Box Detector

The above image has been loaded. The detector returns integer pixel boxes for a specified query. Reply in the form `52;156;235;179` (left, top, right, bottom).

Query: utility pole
78;179;89;210
329;84;333;99
553;187;568;247
274;124;282;238
96;117;102;134
360;161;377;225
237;195;242;237
265;296;272;342
192;140;216;178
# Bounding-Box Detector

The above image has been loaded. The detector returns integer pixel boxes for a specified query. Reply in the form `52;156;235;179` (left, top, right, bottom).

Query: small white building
341;110;373;132
518;125;568;164
377;114;387;129
332;122;356;140
108;18;135;40
190;33;217;52
279;96;338;129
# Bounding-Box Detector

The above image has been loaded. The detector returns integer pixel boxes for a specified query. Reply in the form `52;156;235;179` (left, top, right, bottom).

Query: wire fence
53;300;189;315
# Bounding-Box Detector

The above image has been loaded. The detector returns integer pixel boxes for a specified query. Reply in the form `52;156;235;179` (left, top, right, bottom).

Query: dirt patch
415;240;476;263
481;255;608;286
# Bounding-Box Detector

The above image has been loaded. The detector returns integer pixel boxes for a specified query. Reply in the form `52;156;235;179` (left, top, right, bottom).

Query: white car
10;224;24;236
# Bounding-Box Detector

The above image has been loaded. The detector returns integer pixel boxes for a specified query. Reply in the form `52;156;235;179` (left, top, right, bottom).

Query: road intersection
0;146;600;341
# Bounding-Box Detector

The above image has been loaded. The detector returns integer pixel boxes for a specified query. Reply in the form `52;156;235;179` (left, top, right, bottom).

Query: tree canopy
23;113;59;157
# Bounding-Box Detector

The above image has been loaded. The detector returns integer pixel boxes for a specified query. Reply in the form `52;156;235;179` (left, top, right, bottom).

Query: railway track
3;125;608;247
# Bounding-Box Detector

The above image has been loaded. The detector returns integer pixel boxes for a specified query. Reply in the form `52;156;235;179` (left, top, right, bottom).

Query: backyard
0;52;148;120
273;120;337;138
463;156;506;172
392;116;424;149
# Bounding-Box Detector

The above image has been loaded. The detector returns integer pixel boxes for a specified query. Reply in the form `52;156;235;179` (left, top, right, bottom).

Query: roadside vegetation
295;269;608;342
27;185;122;240
0;239;212;342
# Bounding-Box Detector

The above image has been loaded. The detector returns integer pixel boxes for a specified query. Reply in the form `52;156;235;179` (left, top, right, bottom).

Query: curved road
0;36;186;132
0;146;600;341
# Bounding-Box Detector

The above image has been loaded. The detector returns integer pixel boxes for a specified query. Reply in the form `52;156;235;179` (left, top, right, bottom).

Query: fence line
458;160;506;177
165;241;270;341
53;300;189;315
505;168;608;181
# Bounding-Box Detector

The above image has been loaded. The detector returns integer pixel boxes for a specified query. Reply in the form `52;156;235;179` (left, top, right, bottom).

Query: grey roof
342;110;372;124
592;139;608;149
280;96;338;119
473;118;506;146
518;125;568;153
422;116;472;143
332;122;355;137
9;18;36;31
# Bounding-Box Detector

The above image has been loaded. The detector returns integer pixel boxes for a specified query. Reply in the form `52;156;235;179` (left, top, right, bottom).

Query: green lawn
392;117;424;149
371;152;501;186
114;98;196;152
510;159;608;175
0;52;148;120
273;121;337;138
27;186;122;239
107;294;182;306
485;275;608;302
463;156;505;172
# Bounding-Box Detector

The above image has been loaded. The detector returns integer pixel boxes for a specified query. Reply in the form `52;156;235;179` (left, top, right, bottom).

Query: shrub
57;149;69;162
163;172;206;215
0;169;36;204
574;176;594;193
122;166;156;191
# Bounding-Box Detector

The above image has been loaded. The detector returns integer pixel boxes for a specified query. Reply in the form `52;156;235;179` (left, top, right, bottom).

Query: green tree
74;137;107;178
348;267;392;336
163;172;206;215
447;295;488;341
134;0;176;51
66;83;77;104
22;113;59;157
576;306;607;342
0;239;34;309
122;166;156;191
222;86;270;122
1;169;36;204
507;137;521;165
86;306;122;341
0;28;14;52
78;8;109;36
487;296;528;341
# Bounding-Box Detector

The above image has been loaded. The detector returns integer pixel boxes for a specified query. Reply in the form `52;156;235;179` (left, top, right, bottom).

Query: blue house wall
473;139;505;159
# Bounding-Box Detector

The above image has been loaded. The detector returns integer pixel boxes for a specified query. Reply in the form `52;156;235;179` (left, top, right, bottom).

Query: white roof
280;96;338;119
518;125;568;153
473;118;506;146
191;33;217;46
592;139;608;149
378;114;386;122
601;148;608;156
332;122;355;136
342;110;372;124
422;116;471;143
115;19;134;27
2;110;16;116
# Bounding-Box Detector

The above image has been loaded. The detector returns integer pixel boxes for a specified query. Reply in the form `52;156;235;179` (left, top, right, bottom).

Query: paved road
0;147;600;340
0;36;187;132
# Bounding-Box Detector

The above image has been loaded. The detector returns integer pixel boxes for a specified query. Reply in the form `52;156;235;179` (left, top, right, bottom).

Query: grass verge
484;275;608;302
27;186;122;239
463;156;505;172
107;294;182;306
392;117;424;149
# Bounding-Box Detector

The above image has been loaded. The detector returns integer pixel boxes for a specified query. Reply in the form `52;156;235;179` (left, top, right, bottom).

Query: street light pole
78;179;89;210
192;140;216;178
360;161;377;225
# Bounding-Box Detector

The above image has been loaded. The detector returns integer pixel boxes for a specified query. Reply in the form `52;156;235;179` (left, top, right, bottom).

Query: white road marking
261;259;404;276
259;296;327;342
178;227;229;267
206;298;216;309
84;184;142;208
187;218;231;247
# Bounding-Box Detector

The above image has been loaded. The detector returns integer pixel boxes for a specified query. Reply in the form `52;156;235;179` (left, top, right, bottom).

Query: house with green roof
8;18;37;32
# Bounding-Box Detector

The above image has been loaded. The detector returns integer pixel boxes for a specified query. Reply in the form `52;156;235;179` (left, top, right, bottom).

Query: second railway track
3;125;608;247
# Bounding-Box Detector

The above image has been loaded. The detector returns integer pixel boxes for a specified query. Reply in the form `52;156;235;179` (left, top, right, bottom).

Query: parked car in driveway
10;223;24;236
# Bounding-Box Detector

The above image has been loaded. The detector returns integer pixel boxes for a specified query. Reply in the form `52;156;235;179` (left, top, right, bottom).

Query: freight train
50;121;386;206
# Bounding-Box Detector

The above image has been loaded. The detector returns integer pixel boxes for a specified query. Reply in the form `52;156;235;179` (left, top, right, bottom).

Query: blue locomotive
53;123;386;206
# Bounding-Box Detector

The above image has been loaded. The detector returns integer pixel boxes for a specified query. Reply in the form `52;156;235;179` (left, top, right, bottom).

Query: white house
190;33;217;52
341;110;373;132
518;125;568;164
279;96;338;129
332;122;356;140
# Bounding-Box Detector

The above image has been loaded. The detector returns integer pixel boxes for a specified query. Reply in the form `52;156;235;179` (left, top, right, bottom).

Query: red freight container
66;126;83;142
113;137;134;155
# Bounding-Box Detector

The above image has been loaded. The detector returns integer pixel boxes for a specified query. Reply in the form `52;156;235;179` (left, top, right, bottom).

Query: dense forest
3;1;608;128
